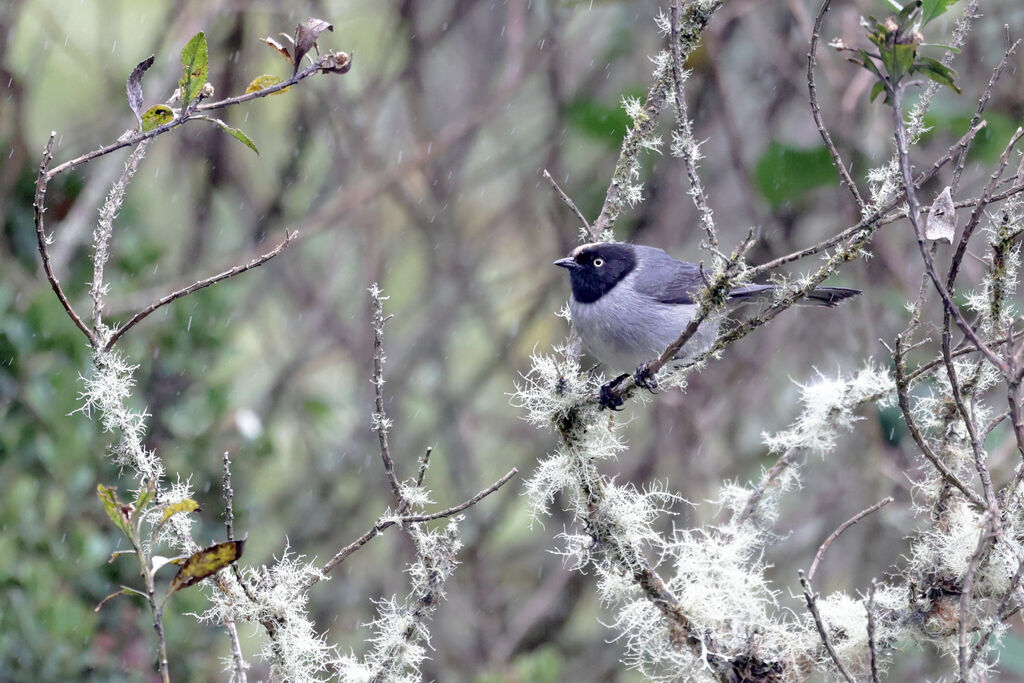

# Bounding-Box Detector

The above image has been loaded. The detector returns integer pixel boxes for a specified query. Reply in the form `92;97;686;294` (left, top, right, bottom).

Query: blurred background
3;0;1024;680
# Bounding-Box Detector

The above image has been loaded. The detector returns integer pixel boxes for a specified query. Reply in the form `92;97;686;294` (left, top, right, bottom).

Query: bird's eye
593;258;605;267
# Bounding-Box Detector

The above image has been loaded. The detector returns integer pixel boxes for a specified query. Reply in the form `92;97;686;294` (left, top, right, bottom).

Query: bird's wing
630;246;703;305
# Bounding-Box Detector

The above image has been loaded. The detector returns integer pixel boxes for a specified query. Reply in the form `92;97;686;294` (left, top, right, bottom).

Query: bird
554;241;860;408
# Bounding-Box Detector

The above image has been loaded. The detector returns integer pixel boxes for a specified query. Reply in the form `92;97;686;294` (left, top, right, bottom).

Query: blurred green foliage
753;142;838;208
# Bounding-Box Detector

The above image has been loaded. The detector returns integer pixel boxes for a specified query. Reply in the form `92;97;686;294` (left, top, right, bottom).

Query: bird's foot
598;373;630;411
635;363;659;394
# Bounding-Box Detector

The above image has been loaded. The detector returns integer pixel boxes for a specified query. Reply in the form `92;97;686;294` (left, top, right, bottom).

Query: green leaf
869;80;887;103
913;57;961;93
245;74;288;96
179;31;209;106
754;142;838;208
160;498;200;524
132;481;156;513
96;484;129;536
167;539;244;596
197;116;260;154
892;42;917;79
921;0;958;25
141;105;174;132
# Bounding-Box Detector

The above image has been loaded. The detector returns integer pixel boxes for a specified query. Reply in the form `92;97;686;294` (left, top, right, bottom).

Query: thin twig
670;0;718;252
808;0;865;213
748;120;987;280
894;335;985;507
800;571;856;683
103;231;296;351
590;0;724;240
959;513;997;680
968;551;1024;669
92;140;150;334
866;579;881;683
415;447;432;487
542;169;590;236
735;448;800;526
317;468;518;580
45;57;339;180
370;286;404;506
225;620;247;683
33;132;98;347
892;83;1009;376
950;39;1020;191
807;497;893;583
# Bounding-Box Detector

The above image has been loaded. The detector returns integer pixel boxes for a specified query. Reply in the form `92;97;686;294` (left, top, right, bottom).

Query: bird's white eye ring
593;258;605;267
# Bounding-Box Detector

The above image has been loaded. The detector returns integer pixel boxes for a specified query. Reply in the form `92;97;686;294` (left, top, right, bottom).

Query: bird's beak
554;257;578;270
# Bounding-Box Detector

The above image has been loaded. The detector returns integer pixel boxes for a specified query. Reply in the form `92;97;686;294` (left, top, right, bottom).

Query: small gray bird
555;242;859;407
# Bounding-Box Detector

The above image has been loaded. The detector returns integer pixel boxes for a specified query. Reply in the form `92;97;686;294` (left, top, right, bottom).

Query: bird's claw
598;373;629;411
635;363;658;394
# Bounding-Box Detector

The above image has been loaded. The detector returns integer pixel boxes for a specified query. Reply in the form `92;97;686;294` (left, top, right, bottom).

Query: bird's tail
727;284;860;307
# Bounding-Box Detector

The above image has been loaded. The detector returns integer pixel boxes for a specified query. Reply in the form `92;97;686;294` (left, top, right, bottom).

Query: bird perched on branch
554;242;860;409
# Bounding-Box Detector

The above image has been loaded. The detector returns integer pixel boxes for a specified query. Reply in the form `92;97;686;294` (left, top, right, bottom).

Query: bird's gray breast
569;268;719;370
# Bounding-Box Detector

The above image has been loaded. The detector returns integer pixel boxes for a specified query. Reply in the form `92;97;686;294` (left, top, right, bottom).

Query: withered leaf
925;186;955;243
168;539;245;596
126;55;155;124
293;18;333;69
319;51;352;75
261;36;292;63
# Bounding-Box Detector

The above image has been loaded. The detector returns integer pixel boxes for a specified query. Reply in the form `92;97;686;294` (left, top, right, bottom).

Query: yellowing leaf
141;105;174;132
245;75;288;96
161;498;200;524
168;540;245;596
97;484;129;535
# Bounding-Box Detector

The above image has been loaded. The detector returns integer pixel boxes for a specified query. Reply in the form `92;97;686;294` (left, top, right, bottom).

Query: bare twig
415;446;433;487
370;286;404;506
800;570;857;683
225;620;247;683
950;39;1020;191
808;0;865;213
103;231;296;351
748;120;987;280
317;467;518;580
45;56;342;180
891;83;1009;376
542;169;590;237
33;132;98;347
894;334;985;507
807;497;893;583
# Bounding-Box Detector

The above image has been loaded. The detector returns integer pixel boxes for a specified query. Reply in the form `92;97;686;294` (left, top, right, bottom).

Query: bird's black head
554;242;637;303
